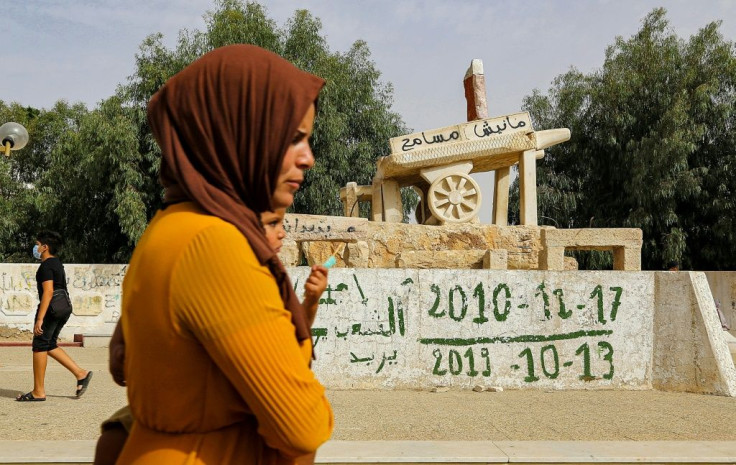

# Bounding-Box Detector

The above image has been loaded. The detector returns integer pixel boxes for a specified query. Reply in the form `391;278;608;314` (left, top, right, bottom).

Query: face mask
33;245;42;260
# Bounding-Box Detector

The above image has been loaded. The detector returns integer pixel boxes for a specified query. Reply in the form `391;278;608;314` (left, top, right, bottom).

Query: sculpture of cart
341;111;570;226
324;60;641;271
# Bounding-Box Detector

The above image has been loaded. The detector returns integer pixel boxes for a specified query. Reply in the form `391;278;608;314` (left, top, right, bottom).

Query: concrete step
1;440;735;464
0;333;112;349
0;340;81;348
77;333;112;348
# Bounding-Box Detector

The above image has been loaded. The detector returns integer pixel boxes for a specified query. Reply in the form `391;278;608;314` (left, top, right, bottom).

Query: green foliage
0;98;150;263
36;97;147;262
514;8;736;270
122;1;412;219
205;0;281;51
1;1;411;263
0;101;88;262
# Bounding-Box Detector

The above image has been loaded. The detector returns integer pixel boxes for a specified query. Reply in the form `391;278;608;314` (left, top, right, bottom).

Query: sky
4;0;736;222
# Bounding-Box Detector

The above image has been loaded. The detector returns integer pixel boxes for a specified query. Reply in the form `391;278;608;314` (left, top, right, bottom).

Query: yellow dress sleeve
170;223;333;457
299;337;313;364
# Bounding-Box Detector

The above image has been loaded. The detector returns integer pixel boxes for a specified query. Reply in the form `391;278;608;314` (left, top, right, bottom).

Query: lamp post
0;122;29;157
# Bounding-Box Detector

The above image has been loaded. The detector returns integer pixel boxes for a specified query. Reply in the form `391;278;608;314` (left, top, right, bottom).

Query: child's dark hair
36;230;63;255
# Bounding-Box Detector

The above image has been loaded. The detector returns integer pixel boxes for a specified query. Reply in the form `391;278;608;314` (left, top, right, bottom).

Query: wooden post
340;182;360;217
464;59;505;225
519;149;540;226
381;179;403;223
371;180;383;222
492;167;510;226
463;59;489;121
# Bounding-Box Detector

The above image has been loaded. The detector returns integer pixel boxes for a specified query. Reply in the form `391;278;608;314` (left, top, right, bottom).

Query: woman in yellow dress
115;45;333;465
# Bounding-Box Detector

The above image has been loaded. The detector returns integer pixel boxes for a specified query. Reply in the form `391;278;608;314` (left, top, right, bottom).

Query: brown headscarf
147;45;325;343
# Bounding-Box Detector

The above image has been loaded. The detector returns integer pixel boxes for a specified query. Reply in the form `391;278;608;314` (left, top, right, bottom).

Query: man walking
16;231;92;401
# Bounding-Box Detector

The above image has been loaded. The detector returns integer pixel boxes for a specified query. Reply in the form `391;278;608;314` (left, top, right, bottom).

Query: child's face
261;208;287;253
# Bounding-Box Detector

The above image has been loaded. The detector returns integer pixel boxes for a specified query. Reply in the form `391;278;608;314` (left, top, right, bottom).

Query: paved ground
1;347;735;442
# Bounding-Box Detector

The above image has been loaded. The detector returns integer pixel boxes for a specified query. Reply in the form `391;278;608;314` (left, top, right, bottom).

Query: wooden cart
341;111;570;225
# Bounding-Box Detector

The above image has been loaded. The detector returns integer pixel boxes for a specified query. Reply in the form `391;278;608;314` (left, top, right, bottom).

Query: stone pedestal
539;228;643;271
483;249;508;270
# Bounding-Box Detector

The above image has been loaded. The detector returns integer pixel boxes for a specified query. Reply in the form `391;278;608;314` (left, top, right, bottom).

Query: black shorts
31;306;71;352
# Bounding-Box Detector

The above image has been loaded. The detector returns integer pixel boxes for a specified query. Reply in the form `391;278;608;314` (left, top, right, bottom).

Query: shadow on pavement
0;388;23;399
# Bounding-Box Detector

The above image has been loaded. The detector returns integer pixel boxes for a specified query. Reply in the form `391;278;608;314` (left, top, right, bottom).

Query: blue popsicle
323;256;337;268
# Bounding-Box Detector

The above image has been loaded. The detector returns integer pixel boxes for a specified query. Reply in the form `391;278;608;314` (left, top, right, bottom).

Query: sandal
16;392;46;402
76;371;93;397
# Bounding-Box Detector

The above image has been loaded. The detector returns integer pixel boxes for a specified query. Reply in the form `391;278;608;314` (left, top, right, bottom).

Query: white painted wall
1;264;733;395
0;264;125;340
293;269;654;391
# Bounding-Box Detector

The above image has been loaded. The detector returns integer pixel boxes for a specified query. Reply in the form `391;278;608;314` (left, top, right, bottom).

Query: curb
1;440;736;464
0;333;84;348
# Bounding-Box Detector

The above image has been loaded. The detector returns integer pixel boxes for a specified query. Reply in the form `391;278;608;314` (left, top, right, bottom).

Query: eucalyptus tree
517;8;736;269
121;0;412;221
2;1;411;263
0;101;90;261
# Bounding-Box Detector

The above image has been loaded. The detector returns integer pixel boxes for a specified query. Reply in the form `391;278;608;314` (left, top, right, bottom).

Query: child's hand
304;265;328;305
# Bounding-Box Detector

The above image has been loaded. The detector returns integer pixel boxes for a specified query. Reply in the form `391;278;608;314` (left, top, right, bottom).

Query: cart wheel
427;173;481;223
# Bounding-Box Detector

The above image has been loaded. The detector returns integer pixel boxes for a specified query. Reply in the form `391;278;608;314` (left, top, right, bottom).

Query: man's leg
48;347;88;380
32;350;48;398
28;310;61;398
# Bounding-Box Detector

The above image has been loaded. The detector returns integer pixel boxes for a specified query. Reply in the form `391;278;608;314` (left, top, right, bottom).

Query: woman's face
272;104;316;209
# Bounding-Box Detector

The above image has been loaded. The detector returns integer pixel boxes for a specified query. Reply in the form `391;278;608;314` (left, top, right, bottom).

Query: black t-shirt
36;257;67;300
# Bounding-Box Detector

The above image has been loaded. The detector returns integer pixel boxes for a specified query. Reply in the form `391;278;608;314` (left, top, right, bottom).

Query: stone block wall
279;213;546;270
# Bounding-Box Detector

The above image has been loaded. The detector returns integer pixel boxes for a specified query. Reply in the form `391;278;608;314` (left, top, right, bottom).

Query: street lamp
0;122;29;157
